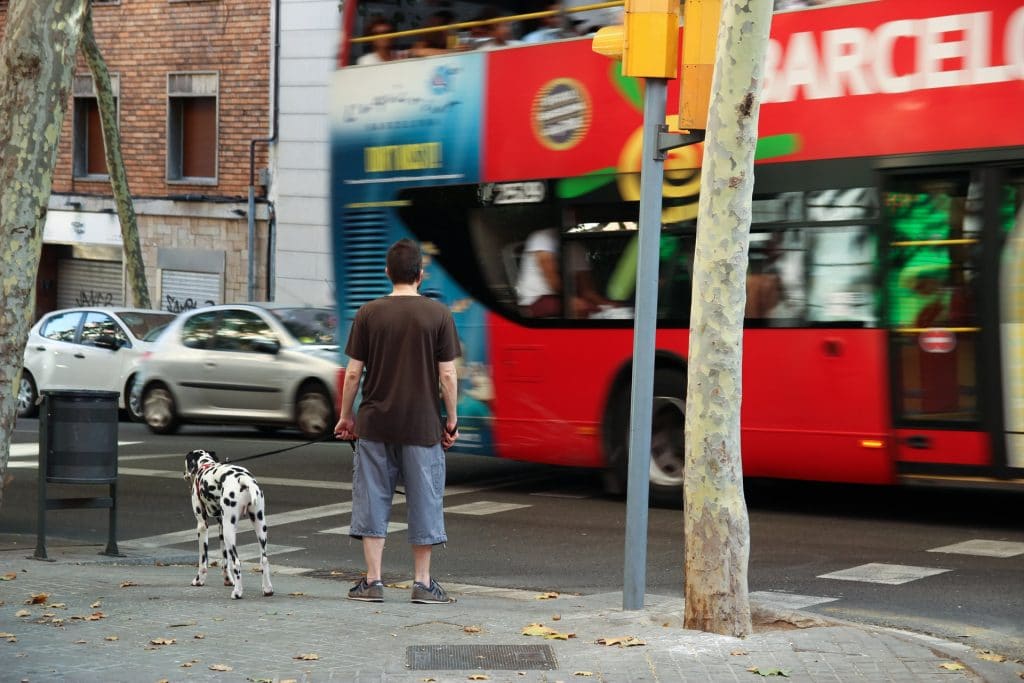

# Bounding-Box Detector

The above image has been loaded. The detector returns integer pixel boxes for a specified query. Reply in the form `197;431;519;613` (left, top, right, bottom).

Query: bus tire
603;366;687;501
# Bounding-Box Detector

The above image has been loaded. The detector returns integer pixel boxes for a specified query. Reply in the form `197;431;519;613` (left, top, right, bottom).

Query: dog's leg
191;519;209;587
221;518;243;599
219;524;231;586
251;492;273;597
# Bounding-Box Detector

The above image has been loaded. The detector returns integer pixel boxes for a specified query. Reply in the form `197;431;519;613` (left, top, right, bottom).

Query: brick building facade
0;0;273;317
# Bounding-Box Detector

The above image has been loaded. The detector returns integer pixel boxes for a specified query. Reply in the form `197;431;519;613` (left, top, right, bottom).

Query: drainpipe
249;0;281;301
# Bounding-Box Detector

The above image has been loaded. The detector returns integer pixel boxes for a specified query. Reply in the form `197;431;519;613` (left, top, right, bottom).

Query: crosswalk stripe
749;590;838;610
817;562;950;585
320;522;408;535
927;539;1024;558
8;441;142;458
445;501;531;515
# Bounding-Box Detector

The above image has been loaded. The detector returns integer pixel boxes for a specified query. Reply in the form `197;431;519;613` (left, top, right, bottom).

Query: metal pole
623;76;668;611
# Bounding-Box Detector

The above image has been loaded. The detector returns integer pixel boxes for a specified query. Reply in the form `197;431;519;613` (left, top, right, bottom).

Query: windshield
119;312;177;340
270;307;339;345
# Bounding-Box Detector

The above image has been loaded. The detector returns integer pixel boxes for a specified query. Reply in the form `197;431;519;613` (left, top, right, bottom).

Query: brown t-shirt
345;295;460;446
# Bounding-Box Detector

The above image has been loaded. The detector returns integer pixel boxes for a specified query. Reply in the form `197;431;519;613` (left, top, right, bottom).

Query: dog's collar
192;461;216;501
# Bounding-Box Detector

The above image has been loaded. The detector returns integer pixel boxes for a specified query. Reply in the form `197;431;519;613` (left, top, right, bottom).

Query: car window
81;312;129;348
40;311;83;342
213;309;277;353
181;311;219;349
118;312;176;340
270;307;338;345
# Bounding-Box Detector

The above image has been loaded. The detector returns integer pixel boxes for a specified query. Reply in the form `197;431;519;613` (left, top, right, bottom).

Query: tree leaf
573;672;594;677
463;625;482;633
976;650;1007;663
120;580;138;588
1;573;17;581
522;623;558;637
746;666;789;676
596;636;645;647
293;653;319;660
534;591;560;600
150;638;176;646
939;662;966;671
91;601;102;609
468;676;489;681
26;593;49;604
15;610;30;618
105;636;118;641
209;664;233;672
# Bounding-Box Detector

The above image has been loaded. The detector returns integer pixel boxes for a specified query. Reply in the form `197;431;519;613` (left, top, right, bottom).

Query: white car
19;307;177;420
138;303;341;438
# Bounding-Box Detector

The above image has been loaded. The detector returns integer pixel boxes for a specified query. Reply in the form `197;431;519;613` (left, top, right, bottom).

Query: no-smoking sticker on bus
531;78;591;151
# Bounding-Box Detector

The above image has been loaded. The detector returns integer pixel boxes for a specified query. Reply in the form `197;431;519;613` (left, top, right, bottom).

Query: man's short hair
386;239;422;285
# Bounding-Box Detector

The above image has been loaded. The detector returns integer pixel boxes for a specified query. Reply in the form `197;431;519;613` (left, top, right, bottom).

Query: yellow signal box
592;0;680;80
679;0;721;130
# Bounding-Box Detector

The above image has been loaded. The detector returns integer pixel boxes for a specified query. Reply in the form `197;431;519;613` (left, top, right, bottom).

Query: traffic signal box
679;0;720;130
592;0;721;132
592;0;679;79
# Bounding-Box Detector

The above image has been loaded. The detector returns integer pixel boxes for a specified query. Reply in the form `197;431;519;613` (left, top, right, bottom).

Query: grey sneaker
411;578;456;604
347;578;384;602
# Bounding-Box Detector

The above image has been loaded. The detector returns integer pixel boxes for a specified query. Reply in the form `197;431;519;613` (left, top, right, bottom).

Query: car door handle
204;362;217;368
34;346;45;351
74;353;86;359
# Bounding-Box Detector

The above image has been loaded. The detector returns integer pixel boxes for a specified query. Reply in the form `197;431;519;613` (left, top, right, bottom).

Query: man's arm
438;359;459;448
535;249;562;293
334;359;364;440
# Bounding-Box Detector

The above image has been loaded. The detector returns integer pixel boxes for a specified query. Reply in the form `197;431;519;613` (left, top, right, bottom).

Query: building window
72;74;119;179
167;72;218;183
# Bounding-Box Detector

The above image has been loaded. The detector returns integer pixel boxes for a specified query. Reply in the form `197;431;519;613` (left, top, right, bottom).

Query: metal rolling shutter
159;269;222;313
56;259;124;309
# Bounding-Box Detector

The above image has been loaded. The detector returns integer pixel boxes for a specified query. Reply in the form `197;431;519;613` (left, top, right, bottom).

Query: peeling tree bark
80;2;150;309
683;0;773;637
0;0;87;511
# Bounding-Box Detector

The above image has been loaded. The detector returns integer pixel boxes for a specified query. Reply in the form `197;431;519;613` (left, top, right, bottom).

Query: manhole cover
406;644;557;670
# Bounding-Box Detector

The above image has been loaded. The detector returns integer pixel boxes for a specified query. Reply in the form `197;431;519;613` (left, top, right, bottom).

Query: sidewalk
0;536;1020;683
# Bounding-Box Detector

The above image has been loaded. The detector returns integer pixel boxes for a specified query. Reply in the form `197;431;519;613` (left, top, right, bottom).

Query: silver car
19;307;177;420
138;303;341;438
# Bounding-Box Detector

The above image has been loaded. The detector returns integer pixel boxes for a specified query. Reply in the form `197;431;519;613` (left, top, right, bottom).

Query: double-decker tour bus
330;0;1024;495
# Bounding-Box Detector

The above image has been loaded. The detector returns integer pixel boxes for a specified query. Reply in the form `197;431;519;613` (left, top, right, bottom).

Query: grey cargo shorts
349;438;447;546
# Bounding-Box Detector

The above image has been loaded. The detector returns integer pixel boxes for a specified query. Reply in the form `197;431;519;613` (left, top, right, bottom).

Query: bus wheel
604;367;686;500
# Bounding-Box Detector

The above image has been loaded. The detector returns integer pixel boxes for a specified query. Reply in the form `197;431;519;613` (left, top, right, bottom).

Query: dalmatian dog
183;449;273;599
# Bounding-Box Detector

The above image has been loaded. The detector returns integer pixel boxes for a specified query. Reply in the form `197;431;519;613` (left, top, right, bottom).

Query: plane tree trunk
0;0;87;510
683;0;774;637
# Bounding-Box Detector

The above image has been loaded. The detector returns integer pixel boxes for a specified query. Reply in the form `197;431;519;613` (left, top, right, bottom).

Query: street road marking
8;441;142;458
235;543;303;562
445;501;531;515
123;502;355;548
927;539;1024;558
320;522;408;535
818;563;950;585
529;491;589;499
749;591;838;610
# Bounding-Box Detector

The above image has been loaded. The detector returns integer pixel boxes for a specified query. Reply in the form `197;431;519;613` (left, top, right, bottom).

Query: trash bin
41;390;119;484
35;390;121;560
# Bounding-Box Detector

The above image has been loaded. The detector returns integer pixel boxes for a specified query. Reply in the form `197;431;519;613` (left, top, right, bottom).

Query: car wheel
17;371;38;418
124;375;144;422
295;382;333;439
143;384;180;435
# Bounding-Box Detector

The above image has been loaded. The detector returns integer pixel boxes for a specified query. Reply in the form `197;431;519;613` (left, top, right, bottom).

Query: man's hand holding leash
442;419;458;451
334;414;357;445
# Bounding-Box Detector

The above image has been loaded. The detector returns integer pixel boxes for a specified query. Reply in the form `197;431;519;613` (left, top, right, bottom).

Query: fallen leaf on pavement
977;650;1007;663
194;633;206;639
731;650;749;656
26;593;49;604
15;610;30;618
120;581;138;588
293;653;319;660
289;592;305;597
91;601;102;609
552;614;561;621
105;636;118;641
386;582;411;589
535;592;559;600
746;666;789;677
169;621;197;628
573;672;594;677
421;678;438;682
463;625;482;634
49;618;64;626
1;572;17;581
0;632;16;638
74;640;87;644
85;611;106;621
468;676;489;681
248;678;273;683
596;636;645;647
940;662;966;671
150;638;176;646
209;664;233;672
48;603;66;609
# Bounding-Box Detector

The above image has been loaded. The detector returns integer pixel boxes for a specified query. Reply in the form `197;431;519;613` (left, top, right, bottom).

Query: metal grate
406;644;558;670
341;209;391;313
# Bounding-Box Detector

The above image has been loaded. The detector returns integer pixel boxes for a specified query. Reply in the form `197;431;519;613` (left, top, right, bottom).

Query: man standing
335;239;460;604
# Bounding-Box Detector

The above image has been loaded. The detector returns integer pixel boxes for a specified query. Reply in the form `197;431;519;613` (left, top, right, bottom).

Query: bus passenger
412;11;458;55
517;229;615;318
470;7;520;49
357;17;406;65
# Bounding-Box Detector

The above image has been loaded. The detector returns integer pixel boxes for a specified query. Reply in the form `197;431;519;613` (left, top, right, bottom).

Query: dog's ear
207;450;219;462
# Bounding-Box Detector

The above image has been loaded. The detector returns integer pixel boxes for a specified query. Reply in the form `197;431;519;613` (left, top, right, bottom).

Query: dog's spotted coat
183;449;273;599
